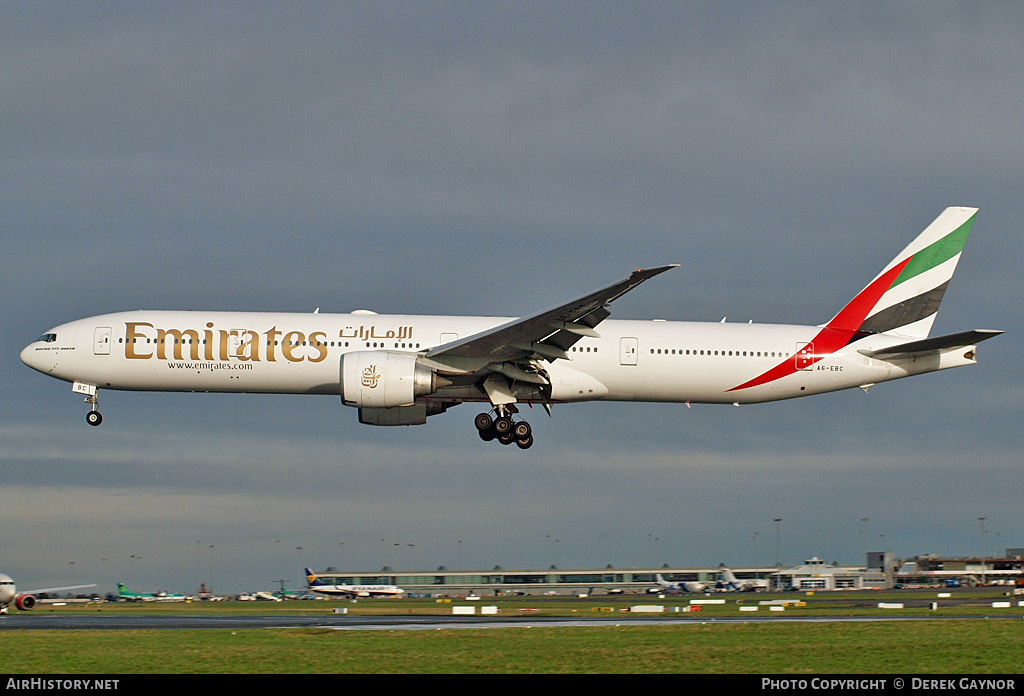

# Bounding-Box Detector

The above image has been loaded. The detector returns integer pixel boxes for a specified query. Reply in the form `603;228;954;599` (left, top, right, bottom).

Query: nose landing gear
85;393;102;426
475;407;533;449
74;382;103;426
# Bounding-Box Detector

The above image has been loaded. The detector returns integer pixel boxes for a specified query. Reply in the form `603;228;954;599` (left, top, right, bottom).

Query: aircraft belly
598;360;744;404
76;353;340;394
596;350;894;404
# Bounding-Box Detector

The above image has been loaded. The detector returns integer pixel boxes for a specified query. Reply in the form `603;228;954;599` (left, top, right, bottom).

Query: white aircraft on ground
652;573;707;593
21;207;1001;449
717;568;769;592
0;573;96;613
304;568;405;598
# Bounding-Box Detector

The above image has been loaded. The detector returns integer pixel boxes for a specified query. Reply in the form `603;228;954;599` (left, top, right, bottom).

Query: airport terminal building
312;551;1024;596
313;563;852;596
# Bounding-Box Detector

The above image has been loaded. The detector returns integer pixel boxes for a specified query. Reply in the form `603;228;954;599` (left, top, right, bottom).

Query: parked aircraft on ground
718;568;769;592
651;568;768;594
304;568;405;598
21;208;1000;449
271;579;309;600
0;573;96;613
651;573;708;593
115;582;188;602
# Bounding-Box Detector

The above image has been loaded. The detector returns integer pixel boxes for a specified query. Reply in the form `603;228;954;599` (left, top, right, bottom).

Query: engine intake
340;351;440;409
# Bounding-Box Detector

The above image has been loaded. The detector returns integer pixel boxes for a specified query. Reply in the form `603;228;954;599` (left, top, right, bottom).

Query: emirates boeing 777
21;207;1001;449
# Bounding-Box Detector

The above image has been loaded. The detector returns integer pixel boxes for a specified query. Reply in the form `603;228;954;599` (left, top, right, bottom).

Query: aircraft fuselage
20;309;974;407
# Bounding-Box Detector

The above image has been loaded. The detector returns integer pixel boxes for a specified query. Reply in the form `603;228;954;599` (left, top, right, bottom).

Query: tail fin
826;207;978;339
729;208;981;393
304;568;321;587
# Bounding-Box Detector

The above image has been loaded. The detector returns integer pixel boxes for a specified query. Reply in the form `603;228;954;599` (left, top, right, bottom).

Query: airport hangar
310;552;1024;596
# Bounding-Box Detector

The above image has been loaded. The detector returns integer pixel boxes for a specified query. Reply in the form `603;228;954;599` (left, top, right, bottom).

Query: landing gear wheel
494;416;513;435
478;427;496;442
86;411;103;427
513;420;531;440
497;430;515;445
515;434;534;450
474;413;494;432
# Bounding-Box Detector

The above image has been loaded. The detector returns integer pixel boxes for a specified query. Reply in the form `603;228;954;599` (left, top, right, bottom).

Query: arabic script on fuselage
122;322;415;364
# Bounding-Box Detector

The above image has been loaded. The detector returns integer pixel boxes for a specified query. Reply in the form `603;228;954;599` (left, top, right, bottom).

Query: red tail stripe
728;258;911;392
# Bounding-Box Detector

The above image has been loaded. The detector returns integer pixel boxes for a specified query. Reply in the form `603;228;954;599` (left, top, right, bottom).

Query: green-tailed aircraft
116;582;188;602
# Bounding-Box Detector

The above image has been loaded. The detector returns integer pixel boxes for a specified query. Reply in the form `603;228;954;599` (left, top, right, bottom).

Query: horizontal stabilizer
859;329;1003;358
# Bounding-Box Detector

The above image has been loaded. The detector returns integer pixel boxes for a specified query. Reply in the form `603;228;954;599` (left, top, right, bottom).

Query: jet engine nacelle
340;351;439;409
14;593;36;611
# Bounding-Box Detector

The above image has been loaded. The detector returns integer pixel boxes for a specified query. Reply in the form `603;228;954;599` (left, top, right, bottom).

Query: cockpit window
36;333;57;343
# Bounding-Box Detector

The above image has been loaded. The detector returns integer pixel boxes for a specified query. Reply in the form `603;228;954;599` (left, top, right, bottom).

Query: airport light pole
859;518;869;566
978;517;987;585
774;518;782;567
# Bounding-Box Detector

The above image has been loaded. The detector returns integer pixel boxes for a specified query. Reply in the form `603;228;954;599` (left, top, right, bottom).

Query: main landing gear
474;407;533;449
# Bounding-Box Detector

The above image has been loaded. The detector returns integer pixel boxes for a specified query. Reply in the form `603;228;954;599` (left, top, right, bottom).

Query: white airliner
717;568;769;592
651;568;767;593
304;568;405;598
21;207;1000;449
0;573;96;613
652;573;707;593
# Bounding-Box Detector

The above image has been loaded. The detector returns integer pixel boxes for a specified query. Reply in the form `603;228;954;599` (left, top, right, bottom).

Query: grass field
4;591;1024;673
4;620;1024;673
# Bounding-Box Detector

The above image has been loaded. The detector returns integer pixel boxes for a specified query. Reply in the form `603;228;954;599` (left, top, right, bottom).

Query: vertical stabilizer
827;207;978;338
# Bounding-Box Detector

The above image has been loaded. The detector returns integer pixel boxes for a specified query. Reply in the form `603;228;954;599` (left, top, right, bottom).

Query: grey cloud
2;2;1020;594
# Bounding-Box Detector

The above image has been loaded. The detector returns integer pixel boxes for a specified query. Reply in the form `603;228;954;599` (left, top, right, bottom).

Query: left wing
425;265;678;369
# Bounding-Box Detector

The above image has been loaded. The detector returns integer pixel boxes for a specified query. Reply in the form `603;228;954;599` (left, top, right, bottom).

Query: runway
2;612;1020;631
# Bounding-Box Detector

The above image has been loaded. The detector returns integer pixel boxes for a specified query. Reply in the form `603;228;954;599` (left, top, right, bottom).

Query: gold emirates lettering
124;322;329;363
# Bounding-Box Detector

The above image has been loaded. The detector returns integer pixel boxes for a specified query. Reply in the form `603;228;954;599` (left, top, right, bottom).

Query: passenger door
93;327;111;355
619;337;638;366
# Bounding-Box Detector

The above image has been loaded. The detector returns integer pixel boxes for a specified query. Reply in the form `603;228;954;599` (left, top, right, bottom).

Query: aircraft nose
20;340;49;374
20;342;38;369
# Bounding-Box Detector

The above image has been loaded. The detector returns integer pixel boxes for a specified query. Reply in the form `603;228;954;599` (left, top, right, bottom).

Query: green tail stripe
891;214;975;289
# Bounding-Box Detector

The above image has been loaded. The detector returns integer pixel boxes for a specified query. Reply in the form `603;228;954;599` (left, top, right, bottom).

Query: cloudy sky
2;2;1021;596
